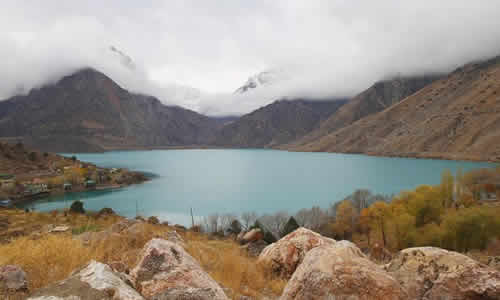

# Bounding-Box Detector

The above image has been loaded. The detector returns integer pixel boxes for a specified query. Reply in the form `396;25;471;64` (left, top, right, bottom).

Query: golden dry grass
0;210;286;299
184;231;286;299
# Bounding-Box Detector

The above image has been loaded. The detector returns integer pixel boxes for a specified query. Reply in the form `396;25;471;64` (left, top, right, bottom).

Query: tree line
201;167;500;253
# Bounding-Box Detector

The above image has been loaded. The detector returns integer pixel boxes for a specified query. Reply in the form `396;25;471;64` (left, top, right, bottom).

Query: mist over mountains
2;1;500;116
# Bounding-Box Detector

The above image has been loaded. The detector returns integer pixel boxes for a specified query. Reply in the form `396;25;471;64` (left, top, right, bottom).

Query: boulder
281;241;408;300
236;231;246;243
241;240;268;257
28;260;144;300
130;238;228;299
488;256;500;271
241;228;263;244
0;265;28;294
110;219;139;234
386;247;500;299
164;230;185;246
257;227;336;277
49;225;70;233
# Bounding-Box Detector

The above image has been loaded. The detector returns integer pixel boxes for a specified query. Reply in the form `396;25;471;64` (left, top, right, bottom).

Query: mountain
234;70;287;94
0;68;219;152
292;55;500;162
215;98;348;148
288;75;440;148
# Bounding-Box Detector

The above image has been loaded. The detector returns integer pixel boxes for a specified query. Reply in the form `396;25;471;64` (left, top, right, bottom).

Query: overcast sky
2;1;500;115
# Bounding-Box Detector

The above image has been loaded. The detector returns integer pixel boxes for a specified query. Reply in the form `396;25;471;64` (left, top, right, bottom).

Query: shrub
280;216;300;237
69;201;85;214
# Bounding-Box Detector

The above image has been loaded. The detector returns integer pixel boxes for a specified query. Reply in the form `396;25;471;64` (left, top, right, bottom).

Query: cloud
1;0;500;116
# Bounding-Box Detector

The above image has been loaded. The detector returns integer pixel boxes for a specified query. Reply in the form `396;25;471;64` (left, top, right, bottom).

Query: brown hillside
293;55;500;162
215;99;347;148
0;68;219;152
287;75;439;148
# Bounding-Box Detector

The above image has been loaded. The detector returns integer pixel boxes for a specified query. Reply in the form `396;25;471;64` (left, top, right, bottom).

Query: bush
280;216;299;238
69;201;85;214
227;219;243;235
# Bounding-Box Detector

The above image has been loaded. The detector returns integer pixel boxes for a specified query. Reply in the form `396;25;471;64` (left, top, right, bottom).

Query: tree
69;200;85;214
259;211;289;238
332;200;355;240
280;216;300;237
440;170;454;208
241;211;258;230
364;201;391;247
227;219;243;235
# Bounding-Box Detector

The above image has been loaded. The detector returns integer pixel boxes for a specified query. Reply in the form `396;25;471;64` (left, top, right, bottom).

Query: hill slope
293;56;500;162
288;75;439;148
0;69;219;152
215;99;347;148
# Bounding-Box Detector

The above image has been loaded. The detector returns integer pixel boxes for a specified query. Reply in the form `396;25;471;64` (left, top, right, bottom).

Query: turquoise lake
25;150;494;225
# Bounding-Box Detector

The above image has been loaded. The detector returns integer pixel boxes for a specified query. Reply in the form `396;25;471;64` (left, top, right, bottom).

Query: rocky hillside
214;99;348;148
0;68;219;152
292;55;500;162
288;75;439;148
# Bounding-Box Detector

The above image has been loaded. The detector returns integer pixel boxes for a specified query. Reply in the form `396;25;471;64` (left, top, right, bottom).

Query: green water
25;149;493;225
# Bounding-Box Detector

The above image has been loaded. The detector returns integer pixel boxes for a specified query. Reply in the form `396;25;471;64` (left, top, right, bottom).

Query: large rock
0;265;28;295
28;260;144;300
241;240;268;257
130;238;228;299
241;229;263;244
281;241;408;300
257;227;336;277
386;247;500;299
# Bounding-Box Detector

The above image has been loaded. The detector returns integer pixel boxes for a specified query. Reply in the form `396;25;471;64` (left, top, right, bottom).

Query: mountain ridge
290;55;500;162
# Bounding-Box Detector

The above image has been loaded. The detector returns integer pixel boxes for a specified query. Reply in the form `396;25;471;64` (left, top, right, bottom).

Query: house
63;183;72;191
0;174;15;190
23;180;49;196
472;181;500;202
84;180;96;189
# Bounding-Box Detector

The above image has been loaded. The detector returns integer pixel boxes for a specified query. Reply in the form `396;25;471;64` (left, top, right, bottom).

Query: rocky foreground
1;223;499;299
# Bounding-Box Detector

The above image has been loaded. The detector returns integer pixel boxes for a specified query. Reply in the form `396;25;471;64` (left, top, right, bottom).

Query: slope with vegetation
0;141;147;203
293;55;500;162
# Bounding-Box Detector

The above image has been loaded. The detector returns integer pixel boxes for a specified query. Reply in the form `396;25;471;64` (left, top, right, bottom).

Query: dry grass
0;210;286;299
184;232;286;299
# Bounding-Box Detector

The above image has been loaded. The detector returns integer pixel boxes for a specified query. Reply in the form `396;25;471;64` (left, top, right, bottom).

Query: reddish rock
257;227;336;277
130;238;228;299
0;265;28;295
386;247;500;300
241;228;263;244
281;241;408;300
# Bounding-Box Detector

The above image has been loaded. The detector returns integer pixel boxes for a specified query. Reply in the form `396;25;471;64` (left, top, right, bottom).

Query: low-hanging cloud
1;0;500;116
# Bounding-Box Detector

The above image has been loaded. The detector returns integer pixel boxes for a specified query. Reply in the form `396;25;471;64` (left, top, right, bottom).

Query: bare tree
241;211;258;230
295;206;328;231
259;211;289;237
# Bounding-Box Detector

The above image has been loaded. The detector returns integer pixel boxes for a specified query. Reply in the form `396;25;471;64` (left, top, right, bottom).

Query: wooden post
190;207;195;228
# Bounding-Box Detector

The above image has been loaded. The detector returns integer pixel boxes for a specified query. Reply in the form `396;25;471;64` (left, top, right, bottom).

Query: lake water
24;150;494;225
